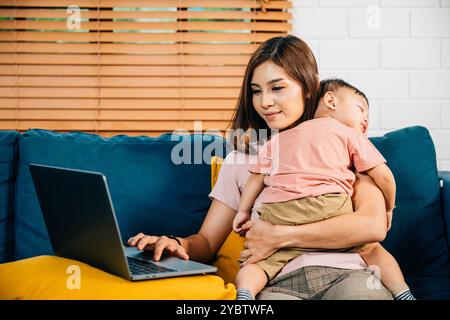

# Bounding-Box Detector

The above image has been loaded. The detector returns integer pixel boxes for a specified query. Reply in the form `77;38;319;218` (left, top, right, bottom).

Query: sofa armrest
439;171;450;247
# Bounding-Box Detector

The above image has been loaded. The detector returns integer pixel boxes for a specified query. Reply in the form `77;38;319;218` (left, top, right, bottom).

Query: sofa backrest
370;126;450;277
13;129;225;260
0;131;18;263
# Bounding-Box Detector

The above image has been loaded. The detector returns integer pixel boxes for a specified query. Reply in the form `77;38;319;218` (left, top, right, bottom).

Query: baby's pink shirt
250;118;386;204
209;150;367;276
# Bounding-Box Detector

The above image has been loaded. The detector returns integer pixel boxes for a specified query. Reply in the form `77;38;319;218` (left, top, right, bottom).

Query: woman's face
251;61;305;130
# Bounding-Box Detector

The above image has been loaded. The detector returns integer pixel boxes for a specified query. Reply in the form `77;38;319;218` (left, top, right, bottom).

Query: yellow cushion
210;156;245;285
210;155;224;190
0;255;236;300
213;232;245;285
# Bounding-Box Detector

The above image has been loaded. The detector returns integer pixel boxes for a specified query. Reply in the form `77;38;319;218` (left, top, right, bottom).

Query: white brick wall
348;9;409;38
318;70;349;81
319;0;379;7
442;101;450;128
443;40;450;68
291;0;450;170
292;9;347;38
381;41;440;68
368;101;381;130
430;131;450;158
441;162;450;171
381;0;439;7
410;71;450;99
349;71;409;99
380;101;440;129
292;0;318;7
320;41;379;69
411;9;450;38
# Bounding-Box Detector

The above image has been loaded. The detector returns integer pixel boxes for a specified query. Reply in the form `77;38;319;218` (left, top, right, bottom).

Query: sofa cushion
0;255;235;299
0;130;19;263
439;171;450;249
370;126;450;277
14;129;225;260
405;275;450;300
212;231;245;285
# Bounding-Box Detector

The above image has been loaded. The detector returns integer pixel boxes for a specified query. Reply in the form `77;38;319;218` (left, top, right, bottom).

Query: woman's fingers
127;232;146;246
241;220;255;233
152;236;188;261
136;235;159;251
176;246;189;260
127;234;188;261
239;249;254;266
240;250;262;266
240;249;251;261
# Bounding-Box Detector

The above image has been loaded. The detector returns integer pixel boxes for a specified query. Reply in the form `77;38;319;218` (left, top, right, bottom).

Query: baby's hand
386;210;394;231
233;211;251;234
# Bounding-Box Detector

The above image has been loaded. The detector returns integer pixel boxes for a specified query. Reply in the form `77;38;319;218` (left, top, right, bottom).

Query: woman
128;35;392;300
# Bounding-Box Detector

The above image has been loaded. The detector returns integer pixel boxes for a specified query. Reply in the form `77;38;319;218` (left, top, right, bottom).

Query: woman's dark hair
229;35;319;152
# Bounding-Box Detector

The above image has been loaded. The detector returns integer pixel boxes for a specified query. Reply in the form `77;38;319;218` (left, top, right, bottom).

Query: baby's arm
233;173;265;233
359;243;410;298
365;164;396;229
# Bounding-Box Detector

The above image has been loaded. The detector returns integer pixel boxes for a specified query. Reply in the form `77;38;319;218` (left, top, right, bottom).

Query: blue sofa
0;126;449;299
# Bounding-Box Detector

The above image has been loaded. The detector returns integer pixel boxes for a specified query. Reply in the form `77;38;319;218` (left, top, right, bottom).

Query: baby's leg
235;263;268;300
360;243;416;300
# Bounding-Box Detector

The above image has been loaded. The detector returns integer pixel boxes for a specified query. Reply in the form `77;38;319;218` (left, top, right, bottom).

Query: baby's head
315;78;369;135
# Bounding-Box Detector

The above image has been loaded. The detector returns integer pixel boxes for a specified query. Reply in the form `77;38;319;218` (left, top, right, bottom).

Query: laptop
29;163;217;281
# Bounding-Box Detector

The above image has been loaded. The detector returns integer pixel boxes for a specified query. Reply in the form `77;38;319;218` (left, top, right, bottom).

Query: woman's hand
239;219;280;266
127;233;189;261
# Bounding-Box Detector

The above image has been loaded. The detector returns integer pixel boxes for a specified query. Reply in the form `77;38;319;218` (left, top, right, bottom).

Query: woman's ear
323;91;337;110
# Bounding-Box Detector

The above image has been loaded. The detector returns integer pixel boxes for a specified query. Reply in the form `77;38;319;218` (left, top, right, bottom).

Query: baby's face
332;88;369;135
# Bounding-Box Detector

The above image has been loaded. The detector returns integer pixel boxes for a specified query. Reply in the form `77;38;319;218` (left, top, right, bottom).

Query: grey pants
256;266;393;300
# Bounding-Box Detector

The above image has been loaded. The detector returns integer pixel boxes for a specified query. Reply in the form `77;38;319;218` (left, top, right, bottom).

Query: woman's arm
180;199;236;263
240;173;388;265
365;163;396;212
128;198;236;263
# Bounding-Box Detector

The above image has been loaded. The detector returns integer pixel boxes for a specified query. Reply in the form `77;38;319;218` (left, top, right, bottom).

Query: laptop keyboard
127;256;176;275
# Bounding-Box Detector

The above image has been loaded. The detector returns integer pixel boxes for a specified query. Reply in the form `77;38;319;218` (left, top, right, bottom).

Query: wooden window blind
0;0;292;136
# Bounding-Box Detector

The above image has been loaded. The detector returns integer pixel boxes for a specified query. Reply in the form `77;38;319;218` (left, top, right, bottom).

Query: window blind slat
0;76;242;88
0;54;251;66
0;21;290;32
3;0;291;10
2;31;286;43
0;43;260;54
1;87;240;99
6;109;234;121
9;120;230;132
0;9;291;21
0;98;237;110
0;66;247;76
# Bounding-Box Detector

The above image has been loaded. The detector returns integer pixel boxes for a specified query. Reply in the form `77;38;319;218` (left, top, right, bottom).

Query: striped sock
236;288;254;300
394;289;417;300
